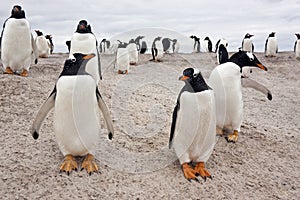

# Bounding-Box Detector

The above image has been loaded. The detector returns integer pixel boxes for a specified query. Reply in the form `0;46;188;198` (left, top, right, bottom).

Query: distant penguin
151;36;164;62
169;68;216;181
45;34;54;54
208;51;271;143
172;39;180;53
31;53;114;175
117;40;128;48
162;38;179;53
0;5;38;76
69;20;102;83
242;33;254;52
99;39;110;54
294;33;300;59
190;35;200;53
134;35;144;52
215;38;228;53
116;47;130;74
66;40;71;52
35;30;51;58
127;40;138;65
265;32;278;57
204;37;213;52
216;44;229;64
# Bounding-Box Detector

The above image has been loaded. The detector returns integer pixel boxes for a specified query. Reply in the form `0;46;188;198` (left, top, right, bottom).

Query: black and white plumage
204;37;213;52
99;39;110;54
215;38;228;53
265;32;278;57
190;35;200;53
45;34;54;54
35;30;51;58
170;68;216;181
162;38;179;53
151;36;163;61
294;33;300;59
217;44;228;64
242;33;254;52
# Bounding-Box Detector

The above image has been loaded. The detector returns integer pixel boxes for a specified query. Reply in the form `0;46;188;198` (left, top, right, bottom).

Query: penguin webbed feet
4;67;14;75
194;162;212;181
182;162;212;182
81;154;99;175
226;130;239;143
59;155;78;175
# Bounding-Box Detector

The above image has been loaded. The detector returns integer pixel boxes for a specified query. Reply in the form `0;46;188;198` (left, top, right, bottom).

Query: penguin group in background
294;33;300;59
208;51;272;143
170;68;216;181
151;36;164;62
190;35;200;53
127;39;139;65
242;33;254;52
216;44;228;64
265;32;278;57
162;38;179;53
31;53;114;175
204;37;213;52
35;30;51;58
215;38;228;53
99;39;110;54
0;5;38;76
45;34;54;54
68;20;102;83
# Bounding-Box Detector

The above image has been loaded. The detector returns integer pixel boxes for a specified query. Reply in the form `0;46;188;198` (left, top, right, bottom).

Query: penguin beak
83;54;96;60
179;75;189;81
256;63;268;71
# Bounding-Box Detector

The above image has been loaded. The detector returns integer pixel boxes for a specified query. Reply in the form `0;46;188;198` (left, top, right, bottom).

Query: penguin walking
0;5;38;76
31;53;114;175
265;32;278;57
45;34;54;54
208;51;271;143
190;35;200;53
151;36;164;62
68;20;101;83
216;44;229;64
35;30;51;58
204;37;213;52
242;33;254;52
294;33;300;59
170;68;216;181
127;40;139;65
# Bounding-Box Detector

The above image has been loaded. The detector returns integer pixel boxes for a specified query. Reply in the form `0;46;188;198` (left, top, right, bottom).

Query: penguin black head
268;32;276;37
35;30;43;36
76;20;92;33
295;33;300;40
11;5;25;19
60;53;95;76
229;51;267;72
204;37;210;41
244;33;254;39
179;68;210;92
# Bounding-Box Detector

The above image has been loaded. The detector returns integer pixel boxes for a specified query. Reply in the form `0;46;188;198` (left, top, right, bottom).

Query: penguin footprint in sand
170;68;216;182
31;53;114;175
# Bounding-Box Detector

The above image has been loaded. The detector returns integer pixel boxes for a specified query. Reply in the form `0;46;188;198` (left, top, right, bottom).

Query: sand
0;52;299;199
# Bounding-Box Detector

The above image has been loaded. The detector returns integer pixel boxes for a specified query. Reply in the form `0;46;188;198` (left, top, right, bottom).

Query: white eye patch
246;52;254;61
193;68;200;77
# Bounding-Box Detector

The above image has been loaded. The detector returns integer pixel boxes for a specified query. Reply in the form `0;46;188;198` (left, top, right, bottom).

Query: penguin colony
0;5;297;181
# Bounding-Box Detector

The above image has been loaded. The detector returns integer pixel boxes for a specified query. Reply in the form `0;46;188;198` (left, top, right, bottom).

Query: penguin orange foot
20;69;28;77
182;163;198;182
216;127;224;135
4;67;14;74
194;162;212;181
118;70;128;74
226;130;239;143
60;154;78;175
81;154;98;175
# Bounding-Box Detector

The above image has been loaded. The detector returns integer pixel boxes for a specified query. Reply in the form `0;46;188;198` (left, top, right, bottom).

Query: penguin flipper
31;89;56;139
96;42;102;80
31;34;39;64
96;88;114;140
241;77;272;100
169;101;180;149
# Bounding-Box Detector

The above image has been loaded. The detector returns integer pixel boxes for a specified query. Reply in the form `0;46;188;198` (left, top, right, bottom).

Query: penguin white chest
155;40;164;59
296;40;300;59
36;36;50;57
208;63;243;131
54;75;100;156
1;19;32;71
242;39;252;52
116;48;130;71
126;43;138;64
266;38;277;56
173;90;216;164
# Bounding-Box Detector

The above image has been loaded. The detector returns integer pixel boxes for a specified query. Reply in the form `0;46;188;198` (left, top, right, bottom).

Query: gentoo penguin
204;37;213;52
294;33;300;59
65;40;71;52
134;35;144;52
151;36;164;62
208;51;271;143
0;5;38;76
127;40;139;65
116;47;130;74
172;39;180;53
265;32;278;57
215;38;228;53
68;20;101;83
190;35;200;53
31;53;114;175
170;68;216;181
162;38;179;53
216;44;228;64
242;33;254;52
45;34;54;54
35;30;51;58
99;39;110;54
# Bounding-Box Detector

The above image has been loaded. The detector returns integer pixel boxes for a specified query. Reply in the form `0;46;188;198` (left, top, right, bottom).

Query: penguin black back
218;44;229;64
180;68;211;94
76;20;92;33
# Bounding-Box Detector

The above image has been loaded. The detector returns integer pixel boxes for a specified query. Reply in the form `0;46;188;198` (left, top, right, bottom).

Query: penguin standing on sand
68;20;101;83
45;34;54;54
0;5;38;76
265;32;278;57
162;38;179;53
99;39;110;54
294;33;300;59
169;68;216;181
116;47;130;74
35;30;51;58
242;33;254;52
127;40;139;65
216;44;228;64
151;36;164;62
204;37;213;52
31;53;114;175
190;35;200;53
215;38;228;53
208;51;272;143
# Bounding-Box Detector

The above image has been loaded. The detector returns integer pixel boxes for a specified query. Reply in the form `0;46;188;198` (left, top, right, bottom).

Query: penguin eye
71;58;76;62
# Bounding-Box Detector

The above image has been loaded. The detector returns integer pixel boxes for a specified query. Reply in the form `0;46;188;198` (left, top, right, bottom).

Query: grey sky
0;0;299;53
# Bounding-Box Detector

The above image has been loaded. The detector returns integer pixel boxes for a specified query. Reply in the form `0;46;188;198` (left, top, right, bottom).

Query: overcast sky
0;0;299;53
